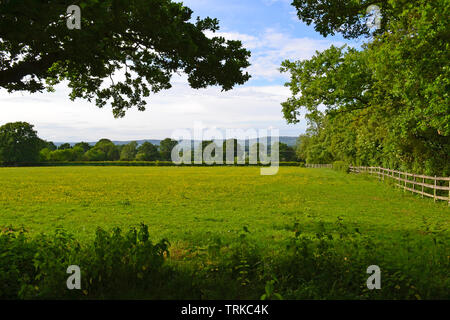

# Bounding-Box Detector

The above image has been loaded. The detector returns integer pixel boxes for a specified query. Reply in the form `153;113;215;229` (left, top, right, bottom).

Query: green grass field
0;167;448;299
0;166;448;244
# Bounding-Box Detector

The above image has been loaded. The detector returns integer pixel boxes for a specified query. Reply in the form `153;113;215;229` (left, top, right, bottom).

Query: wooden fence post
422;177;424;198
434;176;437;202
404;172;406;192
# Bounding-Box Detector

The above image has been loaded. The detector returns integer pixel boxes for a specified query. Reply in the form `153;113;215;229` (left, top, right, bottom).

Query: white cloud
0;27;338;142
0;79;305;142
210;28;343;80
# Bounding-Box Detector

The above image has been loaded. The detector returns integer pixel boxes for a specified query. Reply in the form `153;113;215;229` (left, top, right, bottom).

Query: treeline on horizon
0;122;298;164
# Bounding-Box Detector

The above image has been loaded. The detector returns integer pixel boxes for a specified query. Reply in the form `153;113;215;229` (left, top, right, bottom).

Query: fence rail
350;166;450;204
305;164;333;168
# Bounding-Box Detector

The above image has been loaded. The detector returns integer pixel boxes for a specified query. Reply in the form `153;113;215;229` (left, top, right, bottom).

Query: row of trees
0;122;298;163
39;138;177;162
176;140;297;163
286;0;449;175
41;139;298;163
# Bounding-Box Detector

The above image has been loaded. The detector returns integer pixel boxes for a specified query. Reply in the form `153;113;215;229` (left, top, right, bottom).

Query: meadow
0;167;448;299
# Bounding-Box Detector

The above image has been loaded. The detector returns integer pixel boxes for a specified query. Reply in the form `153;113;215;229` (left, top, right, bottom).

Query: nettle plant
0;224;170;299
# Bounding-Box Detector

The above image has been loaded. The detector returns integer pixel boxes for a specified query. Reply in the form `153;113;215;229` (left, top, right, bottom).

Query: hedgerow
0;161;302;167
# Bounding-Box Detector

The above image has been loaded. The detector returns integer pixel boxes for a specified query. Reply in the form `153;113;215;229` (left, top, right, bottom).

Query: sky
0;0;353;142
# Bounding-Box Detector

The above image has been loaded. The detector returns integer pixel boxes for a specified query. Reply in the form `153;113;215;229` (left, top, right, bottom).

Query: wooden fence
350;166;450;204
305;164;333;168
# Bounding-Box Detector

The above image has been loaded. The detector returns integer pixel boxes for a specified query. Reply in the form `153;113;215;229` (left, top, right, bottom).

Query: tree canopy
0;0;251;117
120;141;138;161
136;141;159;161
284;0;449;174
159;138;178;161
291;0;398;39
93;139;120;160
0;122;41;163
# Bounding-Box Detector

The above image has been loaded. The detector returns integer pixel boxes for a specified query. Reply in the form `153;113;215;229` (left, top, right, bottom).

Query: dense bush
0;224;170;299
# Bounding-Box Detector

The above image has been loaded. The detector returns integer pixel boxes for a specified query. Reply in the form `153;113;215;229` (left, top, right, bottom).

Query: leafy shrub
333;161;350;173
1;222;448;300
0;224;170;299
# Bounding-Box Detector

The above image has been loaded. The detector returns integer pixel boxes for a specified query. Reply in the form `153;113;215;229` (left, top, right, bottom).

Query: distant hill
54;139;162;147
54;136;299;148
279;136;299;146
